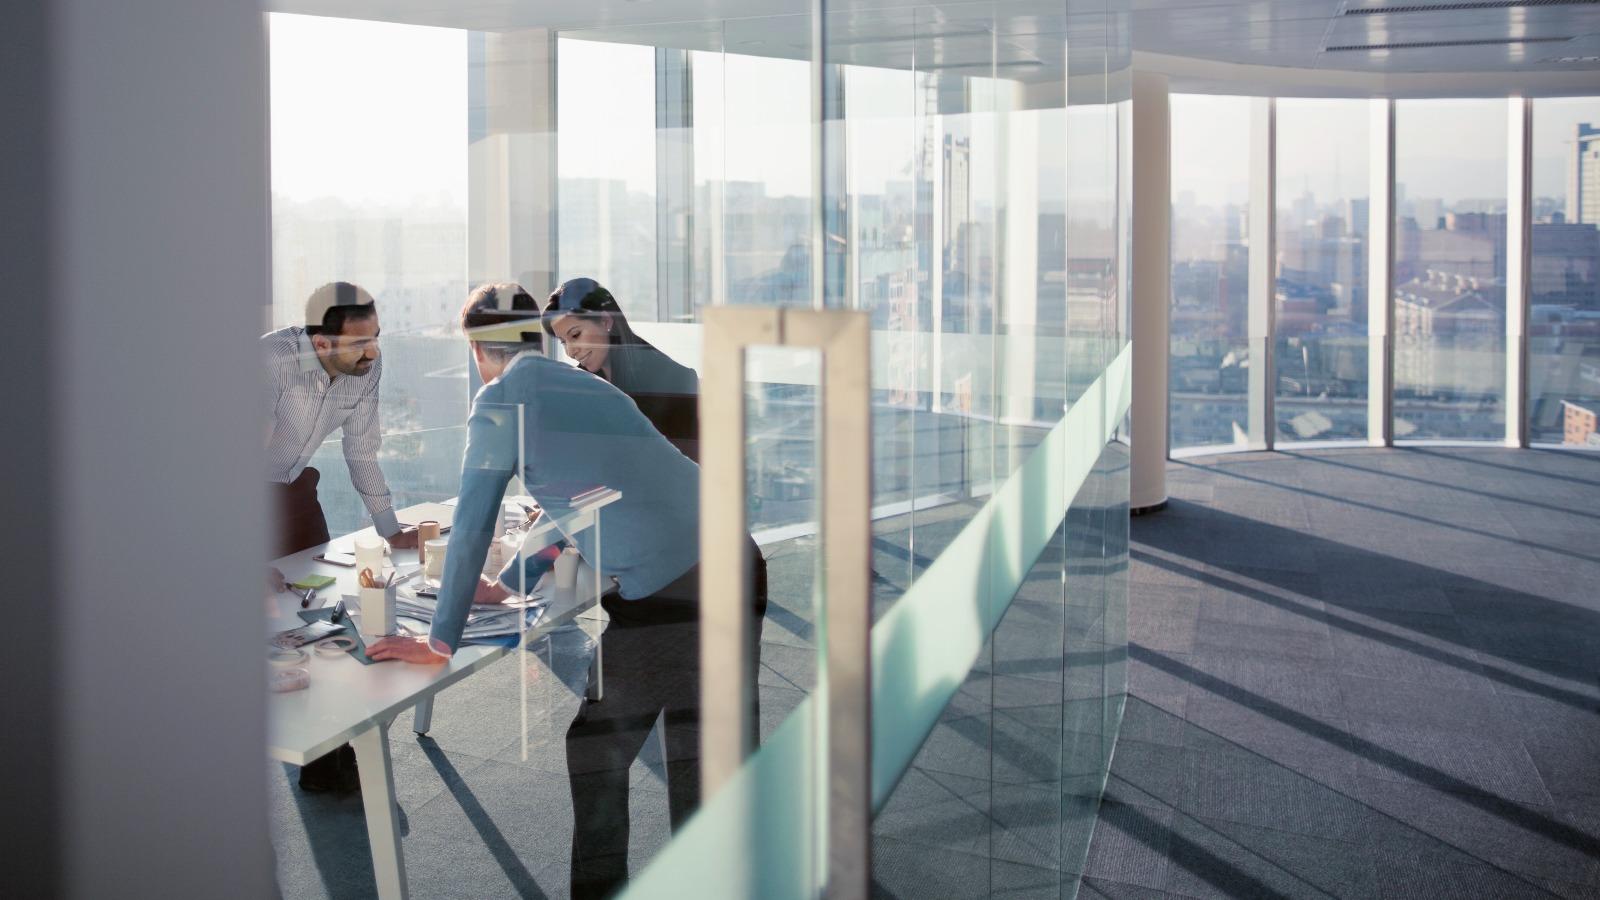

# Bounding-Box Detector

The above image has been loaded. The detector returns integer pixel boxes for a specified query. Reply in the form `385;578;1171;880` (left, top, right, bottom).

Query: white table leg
586;639;604;701
351;720;409;900
412;697;434;735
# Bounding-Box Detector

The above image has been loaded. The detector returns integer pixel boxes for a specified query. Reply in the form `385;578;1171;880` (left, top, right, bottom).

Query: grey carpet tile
1335;673;1524;739
1326;609;1498;694
1475;653;1600;705
1106;739;1187;811
1523;738;1600;802
1175;749;1376;844
1180;702;1359;782
1191;618;1336;662
1367;846;1565;900
1195;590;1330;635
1345;777;1600;887
1176;650;1348;720
1341;720;1554;806
1456;616;1600;667
1323;583;1460;617
1160;813;1372;900
1117;695;1190;749
1495;693;1600;750
1077;876;1178;900
871;837;995;900
1083;801;1176;891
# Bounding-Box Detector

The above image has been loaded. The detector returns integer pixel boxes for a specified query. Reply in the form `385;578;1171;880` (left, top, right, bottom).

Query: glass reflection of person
369;283;766;900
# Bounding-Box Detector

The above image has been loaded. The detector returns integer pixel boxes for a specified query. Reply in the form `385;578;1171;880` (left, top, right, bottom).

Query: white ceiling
269;0;1600;89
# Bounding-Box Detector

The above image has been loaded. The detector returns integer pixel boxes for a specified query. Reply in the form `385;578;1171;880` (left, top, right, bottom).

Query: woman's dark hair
461;282;541;357
541;277;644;347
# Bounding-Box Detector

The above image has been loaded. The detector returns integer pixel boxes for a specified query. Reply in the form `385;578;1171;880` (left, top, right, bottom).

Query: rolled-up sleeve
341;356;399;536
428;388;519;654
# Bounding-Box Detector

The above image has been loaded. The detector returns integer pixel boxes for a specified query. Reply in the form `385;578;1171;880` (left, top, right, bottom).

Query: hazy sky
270;14;466;207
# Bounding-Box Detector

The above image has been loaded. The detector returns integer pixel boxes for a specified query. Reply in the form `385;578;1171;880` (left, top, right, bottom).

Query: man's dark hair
461;282;541;358
305;282;378;338
305;303;377;338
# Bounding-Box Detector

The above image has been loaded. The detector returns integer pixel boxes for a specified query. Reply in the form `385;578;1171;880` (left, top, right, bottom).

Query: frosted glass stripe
621;343;1132;899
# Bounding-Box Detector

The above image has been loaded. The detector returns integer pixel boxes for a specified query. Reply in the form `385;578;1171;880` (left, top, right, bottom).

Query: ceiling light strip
1344;0;1598;15
1325;36;1571;51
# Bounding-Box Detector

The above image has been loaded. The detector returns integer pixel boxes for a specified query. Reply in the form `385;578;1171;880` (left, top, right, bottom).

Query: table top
266;496;616;765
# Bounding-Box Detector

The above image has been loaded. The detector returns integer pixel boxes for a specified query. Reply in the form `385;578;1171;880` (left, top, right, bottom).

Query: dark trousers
271;466;331;558
567;542;768;900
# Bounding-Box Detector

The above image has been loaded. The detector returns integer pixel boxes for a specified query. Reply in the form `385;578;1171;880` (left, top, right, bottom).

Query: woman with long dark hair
542;277;701;462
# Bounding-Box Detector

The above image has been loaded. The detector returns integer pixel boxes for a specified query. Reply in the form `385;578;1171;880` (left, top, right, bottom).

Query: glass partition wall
1170;91;1600;457
268;2;1130;898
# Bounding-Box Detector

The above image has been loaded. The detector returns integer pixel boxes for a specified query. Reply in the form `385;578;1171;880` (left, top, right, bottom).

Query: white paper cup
354;535;387;578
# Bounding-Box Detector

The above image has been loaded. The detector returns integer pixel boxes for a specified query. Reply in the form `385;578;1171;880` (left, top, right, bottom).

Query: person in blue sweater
369;282;766;898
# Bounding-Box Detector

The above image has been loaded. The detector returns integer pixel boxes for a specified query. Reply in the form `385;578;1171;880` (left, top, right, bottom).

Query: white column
656;48;695;323
1248;97;1276;450
1002;87;1041;428
1368;100;1396;446
468;29;558;296
1130;70;1170;512
1506;97;1532;448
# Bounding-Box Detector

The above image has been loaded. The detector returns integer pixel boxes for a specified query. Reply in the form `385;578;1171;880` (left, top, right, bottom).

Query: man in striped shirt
263;282;418;559
264;282;418;793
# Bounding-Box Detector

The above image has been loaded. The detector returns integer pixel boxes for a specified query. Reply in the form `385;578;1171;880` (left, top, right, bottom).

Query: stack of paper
393;587;546;643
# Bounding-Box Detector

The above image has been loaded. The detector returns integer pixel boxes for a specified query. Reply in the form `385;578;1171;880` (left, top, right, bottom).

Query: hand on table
474;576;511;605
267;566;288;593
387;527;420;550
367;635;447;664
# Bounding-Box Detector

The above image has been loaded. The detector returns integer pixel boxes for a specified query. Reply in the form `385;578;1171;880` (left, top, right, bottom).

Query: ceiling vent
1344;0;1599;15
1325;36;1572;50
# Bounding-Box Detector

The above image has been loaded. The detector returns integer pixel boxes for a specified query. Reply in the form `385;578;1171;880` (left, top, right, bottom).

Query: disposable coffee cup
416;520;441;566
423;538;449;588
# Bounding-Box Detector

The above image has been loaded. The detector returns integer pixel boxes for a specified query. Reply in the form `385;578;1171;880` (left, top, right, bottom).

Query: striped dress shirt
262;326;400;537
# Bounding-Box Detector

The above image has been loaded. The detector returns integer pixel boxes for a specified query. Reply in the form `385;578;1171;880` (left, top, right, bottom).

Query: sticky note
291;574;337;591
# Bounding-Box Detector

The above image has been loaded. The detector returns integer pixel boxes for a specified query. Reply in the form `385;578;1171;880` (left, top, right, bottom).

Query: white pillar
1131;70;1170;512
468;29;558;296
1248;97;1276;450
2;0;273;895
1506;97;1532;448
1368;100;1396;446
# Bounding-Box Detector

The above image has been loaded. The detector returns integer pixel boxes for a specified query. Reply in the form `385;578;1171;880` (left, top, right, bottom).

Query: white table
267;493;619;900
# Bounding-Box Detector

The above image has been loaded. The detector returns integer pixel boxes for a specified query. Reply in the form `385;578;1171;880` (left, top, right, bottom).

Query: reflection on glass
1393;99;1508;441
1529;97;1600;448
1170;95;1252;450
1274;99;1369;443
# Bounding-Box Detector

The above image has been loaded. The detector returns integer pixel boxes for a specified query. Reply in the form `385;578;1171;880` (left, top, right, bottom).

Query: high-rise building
1568;122;1600;224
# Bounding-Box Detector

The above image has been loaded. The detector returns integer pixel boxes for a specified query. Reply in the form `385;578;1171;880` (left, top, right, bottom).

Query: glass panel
1529;97;1600;449
557;37;659;322
1170;94;1254;452
269;13;472;537
1393;99;1508;441
1274;98;1370;444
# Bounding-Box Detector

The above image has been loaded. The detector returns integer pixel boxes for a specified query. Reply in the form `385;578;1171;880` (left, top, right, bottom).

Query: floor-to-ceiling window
556;37;658;321
268;14;470;535
1529;97;1600;449
1274;98;1369;443
1170;94;1253;451
1392;99;1509;442
1169;94;1600;457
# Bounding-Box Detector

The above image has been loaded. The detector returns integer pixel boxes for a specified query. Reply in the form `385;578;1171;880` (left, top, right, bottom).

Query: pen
297;585;316;609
